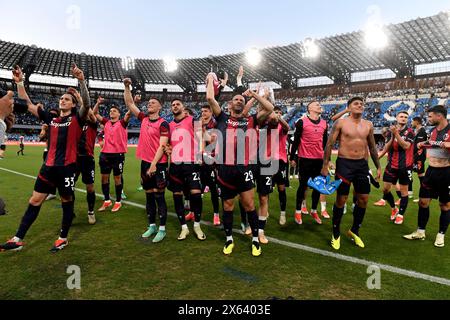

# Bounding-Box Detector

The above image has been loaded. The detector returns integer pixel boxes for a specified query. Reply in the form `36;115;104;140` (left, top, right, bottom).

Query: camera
0;89;28;113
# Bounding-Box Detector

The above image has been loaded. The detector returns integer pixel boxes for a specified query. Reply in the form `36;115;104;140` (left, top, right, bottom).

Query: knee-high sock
383;192;395;208
115;184;123;202
223;211;234;237
279;189;287;212
409;180;413;193
190;193;203;223
247;210;259;238
258;216;267;232
87;192;96;213
60;201;75;239
418;206;430;230
351;206;366;236
399;197;409;216
311;190;320;211
332;205;345;239
210;184;220;214
239;202;247;226
102;183;110;201
173;194;186;225
439;210;450;234
396;191;402;199
146;193;156;225
16;204;42;239
155;192;168;227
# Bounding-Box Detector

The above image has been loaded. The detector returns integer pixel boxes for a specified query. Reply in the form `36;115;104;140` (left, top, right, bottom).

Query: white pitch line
1;166;450;288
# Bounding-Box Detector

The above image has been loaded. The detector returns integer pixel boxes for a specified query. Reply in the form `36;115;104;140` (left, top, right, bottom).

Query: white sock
214;213;219;217
252;237;259;243
181;224;188;230
12;236;21;242
259;229;264;234
280;211;286;217
418;229;426;233
301;201;307;209
58;237;67;241
321;202;327;212
259;216;267;221
226;236;233;242
159;226;166;231
150;224;156;228
194;222;200;228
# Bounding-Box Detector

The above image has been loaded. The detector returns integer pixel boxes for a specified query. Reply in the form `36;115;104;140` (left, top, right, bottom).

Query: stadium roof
0;12;449;90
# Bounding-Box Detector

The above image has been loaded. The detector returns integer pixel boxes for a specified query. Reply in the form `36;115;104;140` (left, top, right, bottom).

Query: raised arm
331;107;350;122
92;96;105;123
368;123;382;180
123;78;141;117
321;120;342;176
12;66;40;118
206;73;222;117
123;110;132;125
71;63;90;121
253;89;275;122
278;114;291;132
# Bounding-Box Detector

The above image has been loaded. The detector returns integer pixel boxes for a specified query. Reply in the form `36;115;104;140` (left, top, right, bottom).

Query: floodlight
303;38;320;59
365;25;389;49
163;57;178;73
246;48;262;67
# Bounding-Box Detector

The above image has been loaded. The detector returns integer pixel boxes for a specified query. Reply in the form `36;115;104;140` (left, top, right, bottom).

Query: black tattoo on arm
323;120;340;165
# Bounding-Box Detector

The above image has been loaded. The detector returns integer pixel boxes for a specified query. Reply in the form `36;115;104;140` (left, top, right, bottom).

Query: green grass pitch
0;146;449;300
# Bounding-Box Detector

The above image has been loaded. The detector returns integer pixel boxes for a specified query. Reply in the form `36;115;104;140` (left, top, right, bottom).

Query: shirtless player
321;97;381;250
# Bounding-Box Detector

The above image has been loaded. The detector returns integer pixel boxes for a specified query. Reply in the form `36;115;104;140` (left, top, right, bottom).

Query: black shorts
19;143;24;149
272;160;289;186
99;153;125;176
200;165;217;189
383;164;412;186
335;158;371;196
43;150;48;163
76;156;96;185
298;158;323;184
217;165;255;200
419;167;450;203
34;164;77;197
0;144;6;151
168;163;202;193
413;160;426;175
253;164;274;196
141;161;168;191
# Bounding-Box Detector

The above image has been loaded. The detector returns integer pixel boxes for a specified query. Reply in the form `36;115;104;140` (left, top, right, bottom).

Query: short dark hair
412;117;422;123
201;105;211;111
110;105;121;113
397;111;409;117
184;108;194;116
149;97;162;106
274;106;282;112
347;97;364;107
171;98;183;105
428;105;447;117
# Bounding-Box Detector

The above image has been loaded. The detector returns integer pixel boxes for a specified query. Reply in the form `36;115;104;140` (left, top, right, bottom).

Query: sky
0;0;449;59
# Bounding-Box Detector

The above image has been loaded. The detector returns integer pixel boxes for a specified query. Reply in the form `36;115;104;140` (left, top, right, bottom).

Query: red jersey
387;127;415;169
78;122;98;157
38;108;84;167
